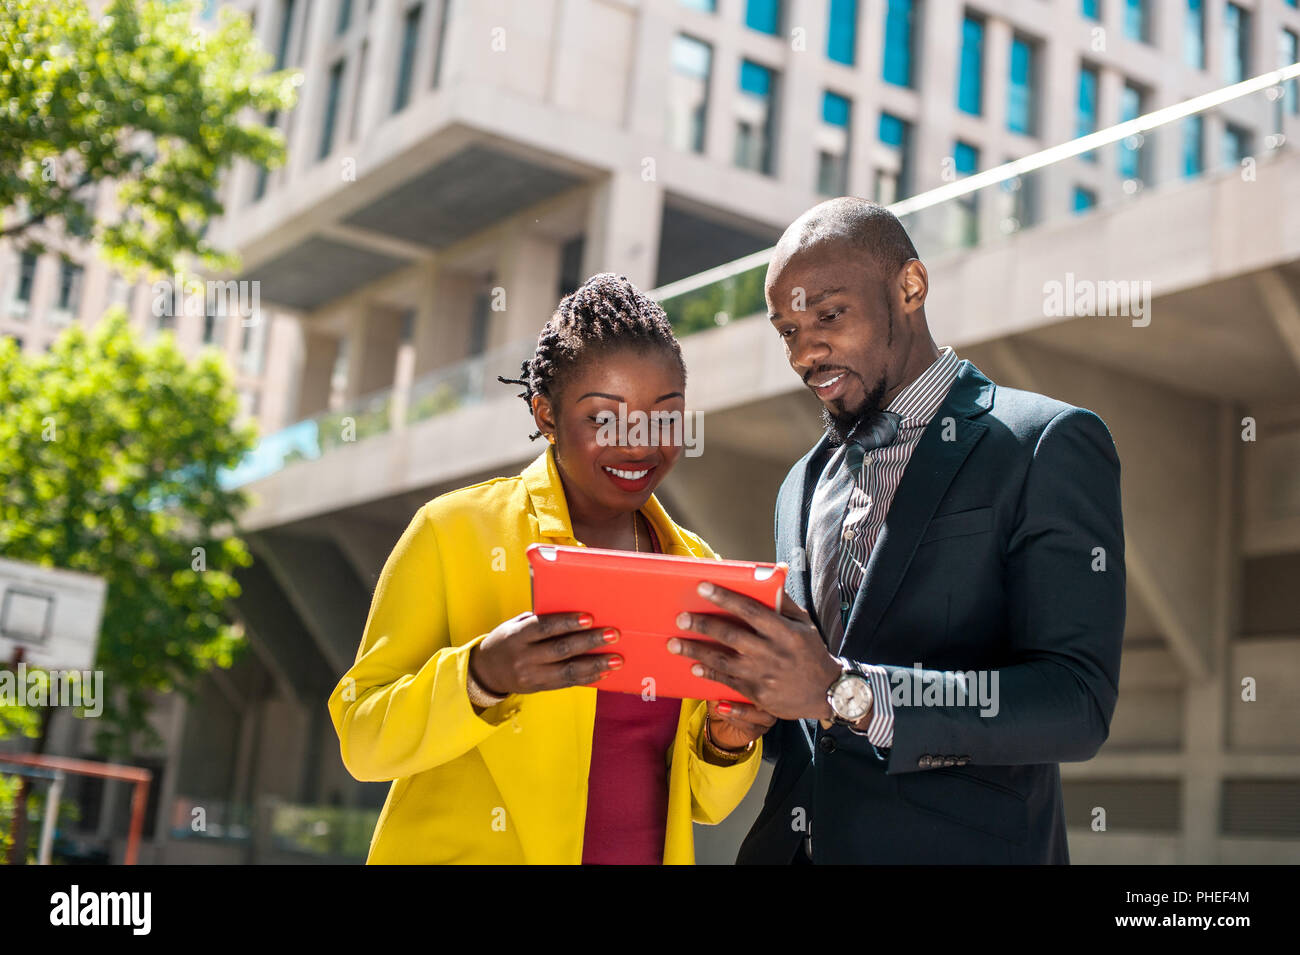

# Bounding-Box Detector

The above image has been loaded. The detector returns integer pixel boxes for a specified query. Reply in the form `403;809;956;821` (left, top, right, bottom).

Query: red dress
580;518;683;865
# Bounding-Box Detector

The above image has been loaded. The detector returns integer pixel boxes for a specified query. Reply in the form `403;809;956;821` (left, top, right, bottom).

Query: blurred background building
5;0;1300;863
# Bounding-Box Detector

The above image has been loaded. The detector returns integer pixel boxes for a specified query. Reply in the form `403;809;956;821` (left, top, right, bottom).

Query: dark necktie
806;410;902;654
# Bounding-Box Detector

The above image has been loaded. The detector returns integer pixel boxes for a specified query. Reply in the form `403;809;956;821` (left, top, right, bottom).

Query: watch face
831;674;871;721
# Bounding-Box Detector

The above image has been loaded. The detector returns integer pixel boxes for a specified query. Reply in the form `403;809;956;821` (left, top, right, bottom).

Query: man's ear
899;259;929;313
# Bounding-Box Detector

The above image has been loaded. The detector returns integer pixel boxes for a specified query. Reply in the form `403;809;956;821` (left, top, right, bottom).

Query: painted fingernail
676;612;690;628
602;628;618;643
607;656;624;669
697;581;714;597
691;664;704;677
578;613;594;627
717;701;732;714
666;638;681;654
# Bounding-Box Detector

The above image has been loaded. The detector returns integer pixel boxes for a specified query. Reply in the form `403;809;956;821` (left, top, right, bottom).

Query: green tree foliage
0;0;298;276
0;312;255;758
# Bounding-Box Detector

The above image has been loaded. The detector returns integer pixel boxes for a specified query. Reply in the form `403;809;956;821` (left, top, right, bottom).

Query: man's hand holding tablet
668;576;845;724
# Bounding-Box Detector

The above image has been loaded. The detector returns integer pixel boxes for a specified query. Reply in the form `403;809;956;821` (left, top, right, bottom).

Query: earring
546;433;556;444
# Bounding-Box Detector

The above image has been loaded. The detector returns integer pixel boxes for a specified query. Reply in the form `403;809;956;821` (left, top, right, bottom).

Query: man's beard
821;374;888;446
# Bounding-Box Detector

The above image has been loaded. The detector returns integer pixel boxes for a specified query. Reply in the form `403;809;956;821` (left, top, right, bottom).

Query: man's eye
819;310;842;322
778;327;796;339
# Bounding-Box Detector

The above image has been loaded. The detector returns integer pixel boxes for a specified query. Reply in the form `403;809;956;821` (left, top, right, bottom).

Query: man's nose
789;333;831;375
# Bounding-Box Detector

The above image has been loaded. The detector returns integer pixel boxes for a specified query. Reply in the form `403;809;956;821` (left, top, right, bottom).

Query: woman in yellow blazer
327;274;773;864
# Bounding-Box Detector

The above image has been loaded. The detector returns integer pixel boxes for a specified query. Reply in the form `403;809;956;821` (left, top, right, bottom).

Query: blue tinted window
740;59;773;96
879;112;906;146
1222;125;1249;165
1077;64;1099;161
1224;3;1249;83
1186;0;1205;68
1073;186;1097;212
1119;85;1142;178
1008;37;1034;133
1283;30;1299;115
882;0;914;87
1082;0;1099;19
954;140;979;175
823;90;851;127
746;0;781;34
957;16;984;115
672;34;712;78
827;0;858;65
1182;115;1203;177
1124;0;1147;43
679;0;716;11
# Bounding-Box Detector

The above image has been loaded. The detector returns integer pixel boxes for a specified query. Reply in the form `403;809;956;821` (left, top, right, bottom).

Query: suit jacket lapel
783;433;833;634
840;361;995;660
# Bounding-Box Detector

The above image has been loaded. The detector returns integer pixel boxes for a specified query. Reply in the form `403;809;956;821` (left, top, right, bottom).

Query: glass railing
220;335;536;489
225;64;1298;488
656;62;1300;333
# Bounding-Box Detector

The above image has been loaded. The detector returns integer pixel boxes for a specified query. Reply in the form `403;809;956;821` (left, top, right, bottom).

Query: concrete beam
230;561;338;707
1253;268;1300;375
248;531;369;676
322;515;405;593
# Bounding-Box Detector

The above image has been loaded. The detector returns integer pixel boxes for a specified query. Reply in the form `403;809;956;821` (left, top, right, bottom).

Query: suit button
918;754;932;768
942;756;957;767
818;736;836;754
956;756;970;766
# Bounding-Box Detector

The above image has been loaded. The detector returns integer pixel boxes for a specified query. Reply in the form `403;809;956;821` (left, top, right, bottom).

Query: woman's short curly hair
497;272;686;440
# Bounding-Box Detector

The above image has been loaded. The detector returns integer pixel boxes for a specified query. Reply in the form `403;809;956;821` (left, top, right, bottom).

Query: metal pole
6;646;26;866
125;778;148;865
38;770;64;865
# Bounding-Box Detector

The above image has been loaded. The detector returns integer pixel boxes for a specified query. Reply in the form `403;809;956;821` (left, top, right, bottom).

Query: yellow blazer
327;446;761;864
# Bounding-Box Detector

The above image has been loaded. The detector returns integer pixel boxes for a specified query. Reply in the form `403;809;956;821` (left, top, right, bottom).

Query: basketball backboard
0;557;106;671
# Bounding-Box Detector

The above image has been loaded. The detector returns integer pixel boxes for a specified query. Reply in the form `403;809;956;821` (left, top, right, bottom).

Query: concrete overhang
236;149;1300;531
231;132;591;311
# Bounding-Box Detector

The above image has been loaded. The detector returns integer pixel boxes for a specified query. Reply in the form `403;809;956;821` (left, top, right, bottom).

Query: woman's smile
601;461;657;493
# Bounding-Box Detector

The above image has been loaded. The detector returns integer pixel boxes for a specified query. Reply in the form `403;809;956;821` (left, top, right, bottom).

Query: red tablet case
526;543;787;704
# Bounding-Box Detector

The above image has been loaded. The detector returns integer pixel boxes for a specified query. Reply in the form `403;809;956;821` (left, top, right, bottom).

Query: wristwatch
825;659;873;728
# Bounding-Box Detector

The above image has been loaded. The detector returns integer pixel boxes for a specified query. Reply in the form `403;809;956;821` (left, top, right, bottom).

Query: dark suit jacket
736;360;1124;864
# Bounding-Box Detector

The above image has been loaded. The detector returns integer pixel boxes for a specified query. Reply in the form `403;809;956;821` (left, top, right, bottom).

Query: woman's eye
590;412;615;426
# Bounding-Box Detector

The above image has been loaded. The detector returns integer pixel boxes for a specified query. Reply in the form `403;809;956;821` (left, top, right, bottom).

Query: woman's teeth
604;466;650;480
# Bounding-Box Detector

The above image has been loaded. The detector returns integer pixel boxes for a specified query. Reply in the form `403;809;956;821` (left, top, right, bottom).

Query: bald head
772;197;919;284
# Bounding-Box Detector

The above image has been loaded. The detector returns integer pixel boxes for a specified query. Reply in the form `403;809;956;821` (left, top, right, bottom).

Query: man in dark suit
668;197;1124;863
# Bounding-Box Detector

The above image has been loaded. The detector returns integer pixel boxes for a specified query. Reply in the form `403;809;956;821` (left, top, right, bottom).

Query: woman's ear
532;394;558;442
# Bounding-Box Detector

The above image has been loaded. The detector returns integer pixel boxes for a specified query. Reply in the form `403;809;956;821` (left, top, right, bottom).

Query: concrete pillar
625;0;674;139
355;0;401;141
295;329;339;419
286;0;336;178
913;0;962;194
412;266;478;375
581;171;664;292
342;304;403;402
492;228;562;349
776;0;820;195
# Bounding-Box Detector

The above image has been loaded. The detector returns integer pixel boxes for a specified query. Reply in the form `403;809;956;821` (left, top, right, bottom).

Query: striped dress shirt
814;345;961;750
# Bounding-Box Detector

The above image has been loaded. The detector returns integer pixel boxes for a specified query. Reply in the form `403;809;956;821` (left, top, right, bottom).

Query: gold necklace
633;511;639;553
